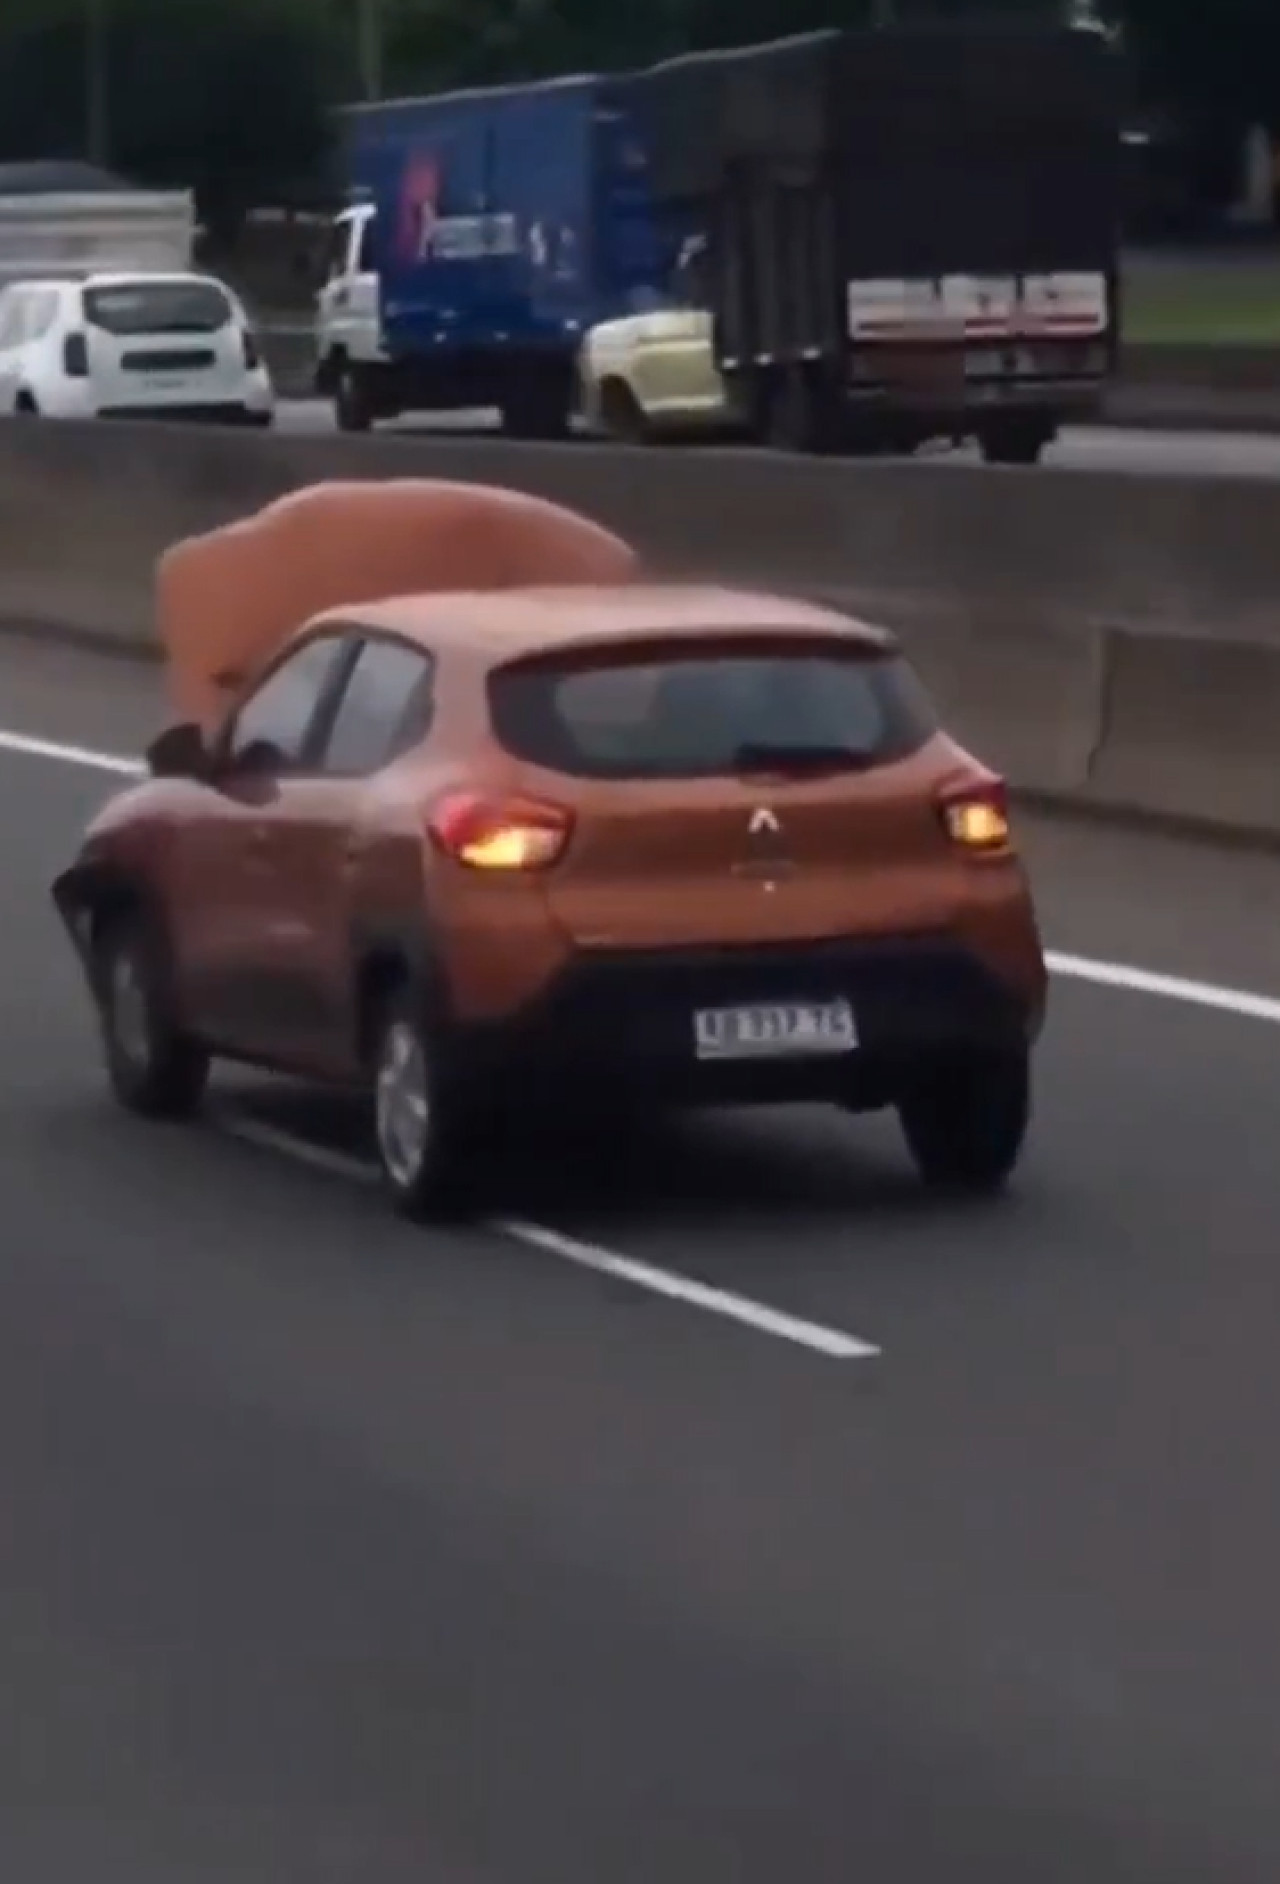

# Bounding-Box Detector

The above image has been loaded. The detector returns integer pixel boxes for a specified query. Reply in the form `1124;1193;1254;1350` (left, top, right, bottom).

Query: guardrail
3;413;1279;838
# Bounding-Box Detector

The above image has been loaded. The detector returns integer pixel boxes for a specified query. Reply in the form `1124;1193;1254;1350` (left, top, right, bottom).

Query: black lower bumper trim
449;933;1037;1106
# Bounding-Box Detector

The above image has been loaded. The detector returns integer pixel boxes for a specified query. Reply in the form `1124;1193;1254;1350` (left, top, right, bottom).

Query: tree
1114;0;1280;129
0;0;337;231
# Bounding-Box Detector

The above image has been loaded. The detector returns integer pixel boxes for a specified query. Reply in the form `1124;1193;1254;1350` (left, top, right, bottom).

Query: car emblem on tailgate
736;806;793;889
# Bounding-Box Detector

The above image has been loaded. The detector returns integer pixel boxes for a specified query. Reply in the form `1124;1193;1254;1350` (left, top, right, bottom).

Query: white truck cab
314;202;383;430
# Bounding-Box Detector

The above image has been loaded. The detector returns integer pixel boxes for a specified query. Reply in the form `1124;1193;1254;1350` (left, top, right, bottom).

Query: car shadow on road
219;1073;1027;1251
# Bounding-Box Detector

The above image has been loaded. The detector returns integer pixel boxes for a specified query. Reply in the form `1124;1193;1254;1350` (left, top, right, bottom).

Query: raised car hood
155;477;638;735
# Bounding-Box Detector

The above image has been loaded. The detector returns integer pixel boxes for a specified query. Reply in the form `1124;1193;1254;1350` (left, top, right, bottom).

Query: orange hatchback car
53;479;1047;1216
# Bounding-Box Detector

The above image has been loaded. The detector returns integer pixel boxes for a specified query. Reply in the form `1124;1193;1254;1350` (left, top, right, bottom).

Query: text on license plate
693;999;856;1060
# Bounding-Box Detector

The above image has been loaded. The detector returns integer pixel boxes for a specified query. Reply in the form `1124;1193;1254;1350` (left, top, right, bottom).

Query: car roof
311;584;893;663
81;270;225;289
3;271;222;295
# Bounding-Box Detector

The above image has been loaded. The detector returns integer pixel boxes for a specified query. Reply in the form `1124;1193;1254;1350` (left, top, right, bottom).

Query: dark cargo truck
624;21;1123;463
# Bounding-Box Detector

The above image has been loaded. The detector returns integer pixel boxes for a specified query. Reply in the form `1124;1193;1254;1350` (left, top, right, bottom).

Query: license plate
143;374;189;390
693;999;856;1061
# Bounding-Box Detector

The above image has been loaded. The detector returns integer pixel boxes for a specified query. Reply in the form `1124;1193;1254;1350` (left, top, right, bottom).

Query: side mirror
231;737;287;778
145;721;207;780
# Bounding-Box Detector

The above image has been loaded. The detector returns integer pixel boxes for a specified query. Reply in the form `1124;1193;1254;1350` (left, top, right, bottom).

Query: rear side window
0;289;27;349
488;642;937;780
83;280;233;336
319;636;434;775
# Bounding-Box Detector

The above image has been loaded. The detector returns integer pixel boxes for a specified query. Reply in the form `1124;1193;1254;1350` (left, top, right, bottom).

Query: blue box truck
314;72;676;436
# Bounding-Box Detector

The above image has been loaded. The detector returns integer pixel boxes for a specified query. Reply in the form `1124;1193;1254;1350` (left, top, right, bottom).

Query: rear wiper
730;742;874;775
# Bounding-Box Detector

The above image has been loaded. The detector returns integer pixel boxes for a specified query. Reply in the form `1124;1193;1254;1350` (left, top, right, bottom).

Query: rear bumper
847;377;1106;421
97;402;271;425
447;932;1043;1109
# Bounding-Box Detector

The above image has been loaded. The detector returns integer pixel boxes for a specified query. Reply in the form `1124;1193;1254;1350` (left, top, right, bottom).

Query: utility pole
86;0;109;166
356;0;382;102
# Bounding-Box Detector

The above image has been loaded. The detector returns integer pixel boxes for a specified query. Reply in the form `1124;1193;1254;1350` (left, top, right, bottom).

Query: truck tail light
938;776;1012;854
62;332;89;377
241;328;261;370
427;792;572;871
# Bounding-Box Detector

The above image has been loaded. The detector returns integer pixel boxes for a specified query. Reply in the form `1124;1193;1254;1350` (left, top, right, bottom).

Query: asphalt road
2;630;1280;1881
279;397;1280;479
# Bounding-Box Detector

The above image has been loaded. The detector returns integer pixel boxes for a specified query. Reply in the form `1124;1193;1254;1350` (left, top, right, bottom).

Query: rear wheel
500;367;571;440
369;993;482;1219
14;390;38;416
977;418;1053;467
896;1050;1030;1195
91;910;209;1118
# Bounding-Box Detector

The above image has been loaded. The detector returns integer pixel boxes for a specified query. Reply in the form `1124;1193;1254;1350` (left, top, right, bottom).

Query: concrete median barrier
1084;631;1280;836
1;413;1280;839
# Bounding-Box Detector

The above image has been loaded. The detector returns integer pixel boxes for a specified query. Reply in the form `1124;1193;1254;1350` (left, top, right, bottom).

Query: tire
368;992;479;1219
978;420;1051;467
500;370;571;441
334;362;372;433
897;1050;1031;1196
598;378;649;443
91;910;210;1119
14;391;38;416
763;366;839;454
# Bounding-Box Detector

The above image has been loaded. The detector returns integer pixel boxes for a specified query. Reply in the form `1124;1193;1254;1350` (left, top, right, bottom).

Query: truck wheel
598;378;649;443
763;367;838;454
978;419;1052;467
897;1050;1031;1195
334;363;373;433
500;370;571;441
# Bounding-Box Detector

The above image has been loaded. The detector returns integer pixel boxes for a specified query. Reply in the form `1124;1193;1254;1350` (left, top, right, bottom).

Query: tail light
938;776;1012;854
241;328;261;369
428;791;572;871
62;332;88;377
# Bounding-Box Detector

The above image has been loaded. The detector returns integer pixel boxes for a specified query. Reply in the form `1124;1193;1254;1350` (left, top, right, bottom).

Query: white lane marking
7;720;1280;1030
216;1111;878;1360
1045;950;1280;1028
215;1110;375;1184
489;1217;879;1359
0;727;142;777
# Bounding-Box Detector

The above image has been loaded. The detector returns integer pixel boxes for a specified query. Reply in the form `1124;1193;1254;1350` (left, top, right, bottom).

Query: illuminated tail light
62;332;89;377
939;777;1012;854
428;792;572;871
241;328;261;370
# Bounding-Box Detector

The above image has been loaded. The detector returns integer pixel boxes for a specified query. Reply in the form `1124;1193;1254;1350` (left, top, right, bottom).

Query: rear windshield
489;642;937;780
82;280;233;336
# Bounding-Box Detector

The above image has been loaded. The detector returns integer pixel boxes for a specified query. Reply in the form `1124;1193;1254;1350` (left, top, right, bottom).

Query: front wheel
896;1050;1031;1195
334;362;373;433
598;377;649;443
91;912;210;1118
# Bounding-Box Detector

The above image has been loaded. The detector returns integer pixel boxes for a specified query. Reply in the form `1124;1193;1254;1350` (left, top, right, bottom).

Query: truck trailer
608;20;1123;461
